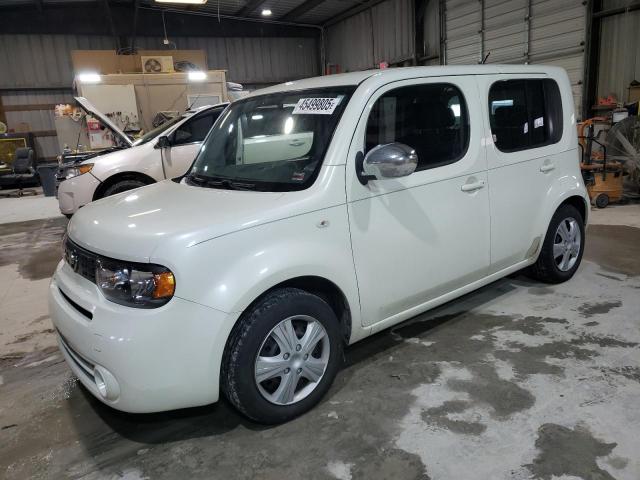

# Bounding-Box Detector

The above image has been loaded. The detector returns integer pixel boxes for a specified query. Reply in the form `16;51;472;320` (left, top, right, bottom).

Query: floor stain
578;301;623;318
585;224;640;276
526;423;619;480
422;400;486;435
0;217;67;280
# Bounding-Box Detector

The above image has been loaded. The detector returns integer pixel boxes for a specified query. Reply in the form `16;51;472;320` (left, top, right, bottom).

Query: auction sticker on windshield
293;97;341;115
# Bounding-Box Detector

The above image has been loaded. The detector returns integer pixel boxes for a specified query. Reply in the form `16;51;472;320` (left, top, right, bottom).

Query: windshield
132;114;187;146
188;87;355;192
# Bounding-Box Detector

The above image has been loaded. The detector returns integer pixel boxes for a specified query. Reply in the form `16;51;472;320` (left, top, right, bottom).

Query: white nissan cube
50;66;589;424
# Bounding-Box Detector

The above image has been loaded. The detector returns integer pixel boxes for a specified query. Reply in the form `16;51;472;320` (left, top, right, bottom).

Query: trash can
37;163;58;197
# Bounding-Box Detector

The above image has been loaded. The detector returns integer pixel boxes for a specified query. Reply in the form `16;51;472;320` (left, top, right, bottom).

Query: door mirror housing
155;135;171;149
356;143;418;185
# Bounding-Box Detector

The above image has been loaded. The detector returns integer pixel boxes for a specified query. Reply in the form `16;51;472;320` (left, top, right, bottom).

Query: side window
488;79;563;152
172;111;219;146
365;83;470;171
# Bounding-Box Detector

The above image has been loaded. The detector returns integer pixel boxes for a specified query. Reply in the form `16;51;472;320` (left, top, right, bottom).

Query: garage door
443;0;586;118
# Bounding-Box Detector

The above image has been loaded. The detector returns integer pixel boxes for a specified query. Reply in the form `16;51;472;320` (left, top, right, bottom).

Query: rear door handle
540;164;556;173
289;140;305;147
461;180;485;192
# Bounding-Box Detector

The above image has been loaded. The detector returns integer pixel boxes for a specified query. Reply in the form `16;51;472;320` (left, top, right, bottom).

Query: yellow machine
578;118;625;208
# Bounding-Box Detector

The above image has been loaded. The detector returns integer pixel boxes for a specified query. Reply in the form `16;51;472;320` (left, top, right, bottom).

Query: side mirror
155;135;171;149
356;143;418;185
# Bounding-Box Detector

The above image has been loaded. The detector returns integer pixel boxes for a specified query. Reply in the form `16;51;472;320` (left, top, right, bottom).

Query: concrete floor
1;204;639;480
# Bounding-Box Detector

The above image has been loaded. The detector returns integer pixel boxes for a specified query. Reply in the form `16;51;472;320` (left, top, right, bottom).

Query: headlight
64;163;94;179
96;259;175;308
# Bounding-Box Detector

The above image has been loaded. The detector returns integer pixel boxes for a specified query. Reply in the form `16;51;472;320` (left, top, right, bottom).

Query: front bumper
57;173;101;215
49;259;235;413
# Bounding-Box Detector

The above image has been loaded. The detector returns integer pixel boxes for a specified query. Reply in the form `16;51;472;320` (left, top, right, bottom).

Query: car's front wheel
222;288;343;424
103;179;148;198
528;203;585;283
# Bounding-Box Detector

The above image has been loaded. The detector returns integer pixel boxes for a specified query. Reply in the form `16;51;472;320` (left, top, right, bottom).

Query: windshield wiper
187;174;256;191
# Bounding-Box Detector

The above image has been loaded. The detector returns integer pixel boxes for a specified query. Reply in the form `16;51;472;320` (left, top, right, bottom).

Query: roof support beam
323;0;388;26
280;0;327;21
236;0;268;16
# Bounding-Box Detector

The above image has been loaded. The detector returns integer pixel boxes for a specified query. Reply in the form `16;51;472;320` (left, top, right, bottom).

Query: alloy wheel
553;216;581;272
254;315;330;405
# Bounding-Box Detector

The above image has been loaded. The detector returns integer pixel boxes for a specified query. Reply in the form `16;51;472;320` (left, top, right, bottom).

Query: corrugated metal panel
326;10;375;71
0;34;318;89
444;0;586;116
134;35;318;83
445;0;481;64
0;34;114;88
297;0;362;24
423;0;440;59
325;0;414;72
1;90;75;159
597;8;640;102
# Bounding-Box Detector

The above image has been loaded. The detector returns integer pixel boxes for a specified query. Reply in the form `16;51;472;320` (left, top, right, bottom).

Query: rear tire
102;179;148;198
528;204;585;284
221;288;343;424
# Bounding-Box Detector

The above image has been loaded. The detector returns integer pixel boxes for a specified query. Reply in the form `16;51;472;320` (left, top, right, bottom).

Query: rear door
162;107;225;178
478;75;565;273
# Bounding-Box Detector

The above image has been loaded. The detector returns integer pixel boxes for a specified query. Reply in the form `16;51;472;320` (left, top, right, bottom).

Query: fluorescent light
188;71;207;81
77;72;101;83
261;8;272;16
155;0;208;4
251;114;264;120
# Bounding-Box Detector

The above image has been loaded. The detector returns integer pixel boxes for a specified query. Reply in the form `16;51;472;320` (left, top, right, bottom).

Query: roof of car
248;65;566;97
186;101;230;114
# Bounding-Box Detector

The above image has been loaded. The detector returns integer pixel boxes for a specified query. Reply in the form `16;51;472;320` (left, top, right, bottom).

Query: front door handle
289;140;305;147
540;164;556;173
461;180;485;192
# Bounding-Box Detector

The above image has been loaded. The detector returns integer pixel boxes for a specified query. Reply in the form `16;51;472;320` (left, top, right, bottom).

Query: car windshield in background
132;115;187;146
188;87;355;192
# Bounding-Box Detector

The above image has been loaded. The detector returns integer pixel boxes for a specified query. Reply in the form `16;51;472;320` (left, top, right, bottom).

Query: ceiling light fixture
155;0;208;4
261;8;272;16
77;72;101;83
188;71;207;81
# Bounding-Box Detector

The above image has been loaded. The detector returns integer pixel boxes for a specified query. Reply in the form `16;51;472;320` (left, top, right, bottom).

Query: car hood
68;179;293;263
75;97;133;148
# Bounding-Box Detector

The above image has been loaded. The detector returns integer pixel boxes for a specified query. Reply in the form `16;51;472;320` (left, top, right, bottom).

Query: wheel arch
241;276;353;345
557;194;589;225
93;171;156;201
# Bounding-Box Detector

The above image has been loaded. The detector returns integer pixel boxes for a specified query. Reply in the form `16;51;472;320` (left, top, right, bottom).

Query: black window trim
363;81;471;173
488;77;563;154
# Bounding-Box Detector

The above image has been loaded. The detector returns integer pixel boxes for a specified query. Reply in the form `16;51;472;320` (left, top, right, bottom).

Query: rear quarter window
488;78;563;153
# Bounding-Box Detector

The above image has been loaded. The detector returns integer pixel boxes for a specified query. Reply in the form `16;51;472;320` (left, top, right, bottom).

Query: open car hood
74;96;133;148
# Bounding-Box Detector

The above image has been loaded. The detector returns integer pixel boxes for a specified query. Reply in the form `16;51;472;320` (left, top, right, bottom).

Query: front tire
528;204;585;283
221;288;343;424
102;179;148;198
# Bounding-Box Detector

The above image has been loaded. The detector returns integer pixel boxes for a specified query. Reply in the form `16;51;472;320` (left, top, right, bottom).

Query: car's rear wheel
528;204;585;283
222;288;343;424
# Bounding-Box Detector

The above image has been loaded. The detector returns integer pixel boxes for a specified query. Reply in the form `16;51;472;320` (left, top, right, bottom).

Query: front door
162;107;224;178
346;76;490;327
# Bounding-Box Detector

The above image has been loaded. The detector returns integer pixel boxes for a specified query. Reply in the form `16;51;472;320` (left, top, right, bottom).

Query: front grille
59;288;93;320
64;238;98;284
58;331;95;382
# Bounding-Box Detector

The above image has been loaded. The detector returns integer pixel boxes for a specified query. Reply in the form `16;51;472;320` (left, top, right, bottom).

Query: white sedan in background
58;100;228;216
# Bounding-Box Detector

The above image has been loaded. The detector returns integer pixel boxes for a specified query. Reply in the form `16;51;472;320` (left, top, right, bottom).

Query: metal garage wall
444;0;586;116
325;0;414;72
0;33;319;160
597;6;640;102
1;90;75;161
0;34;319;89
